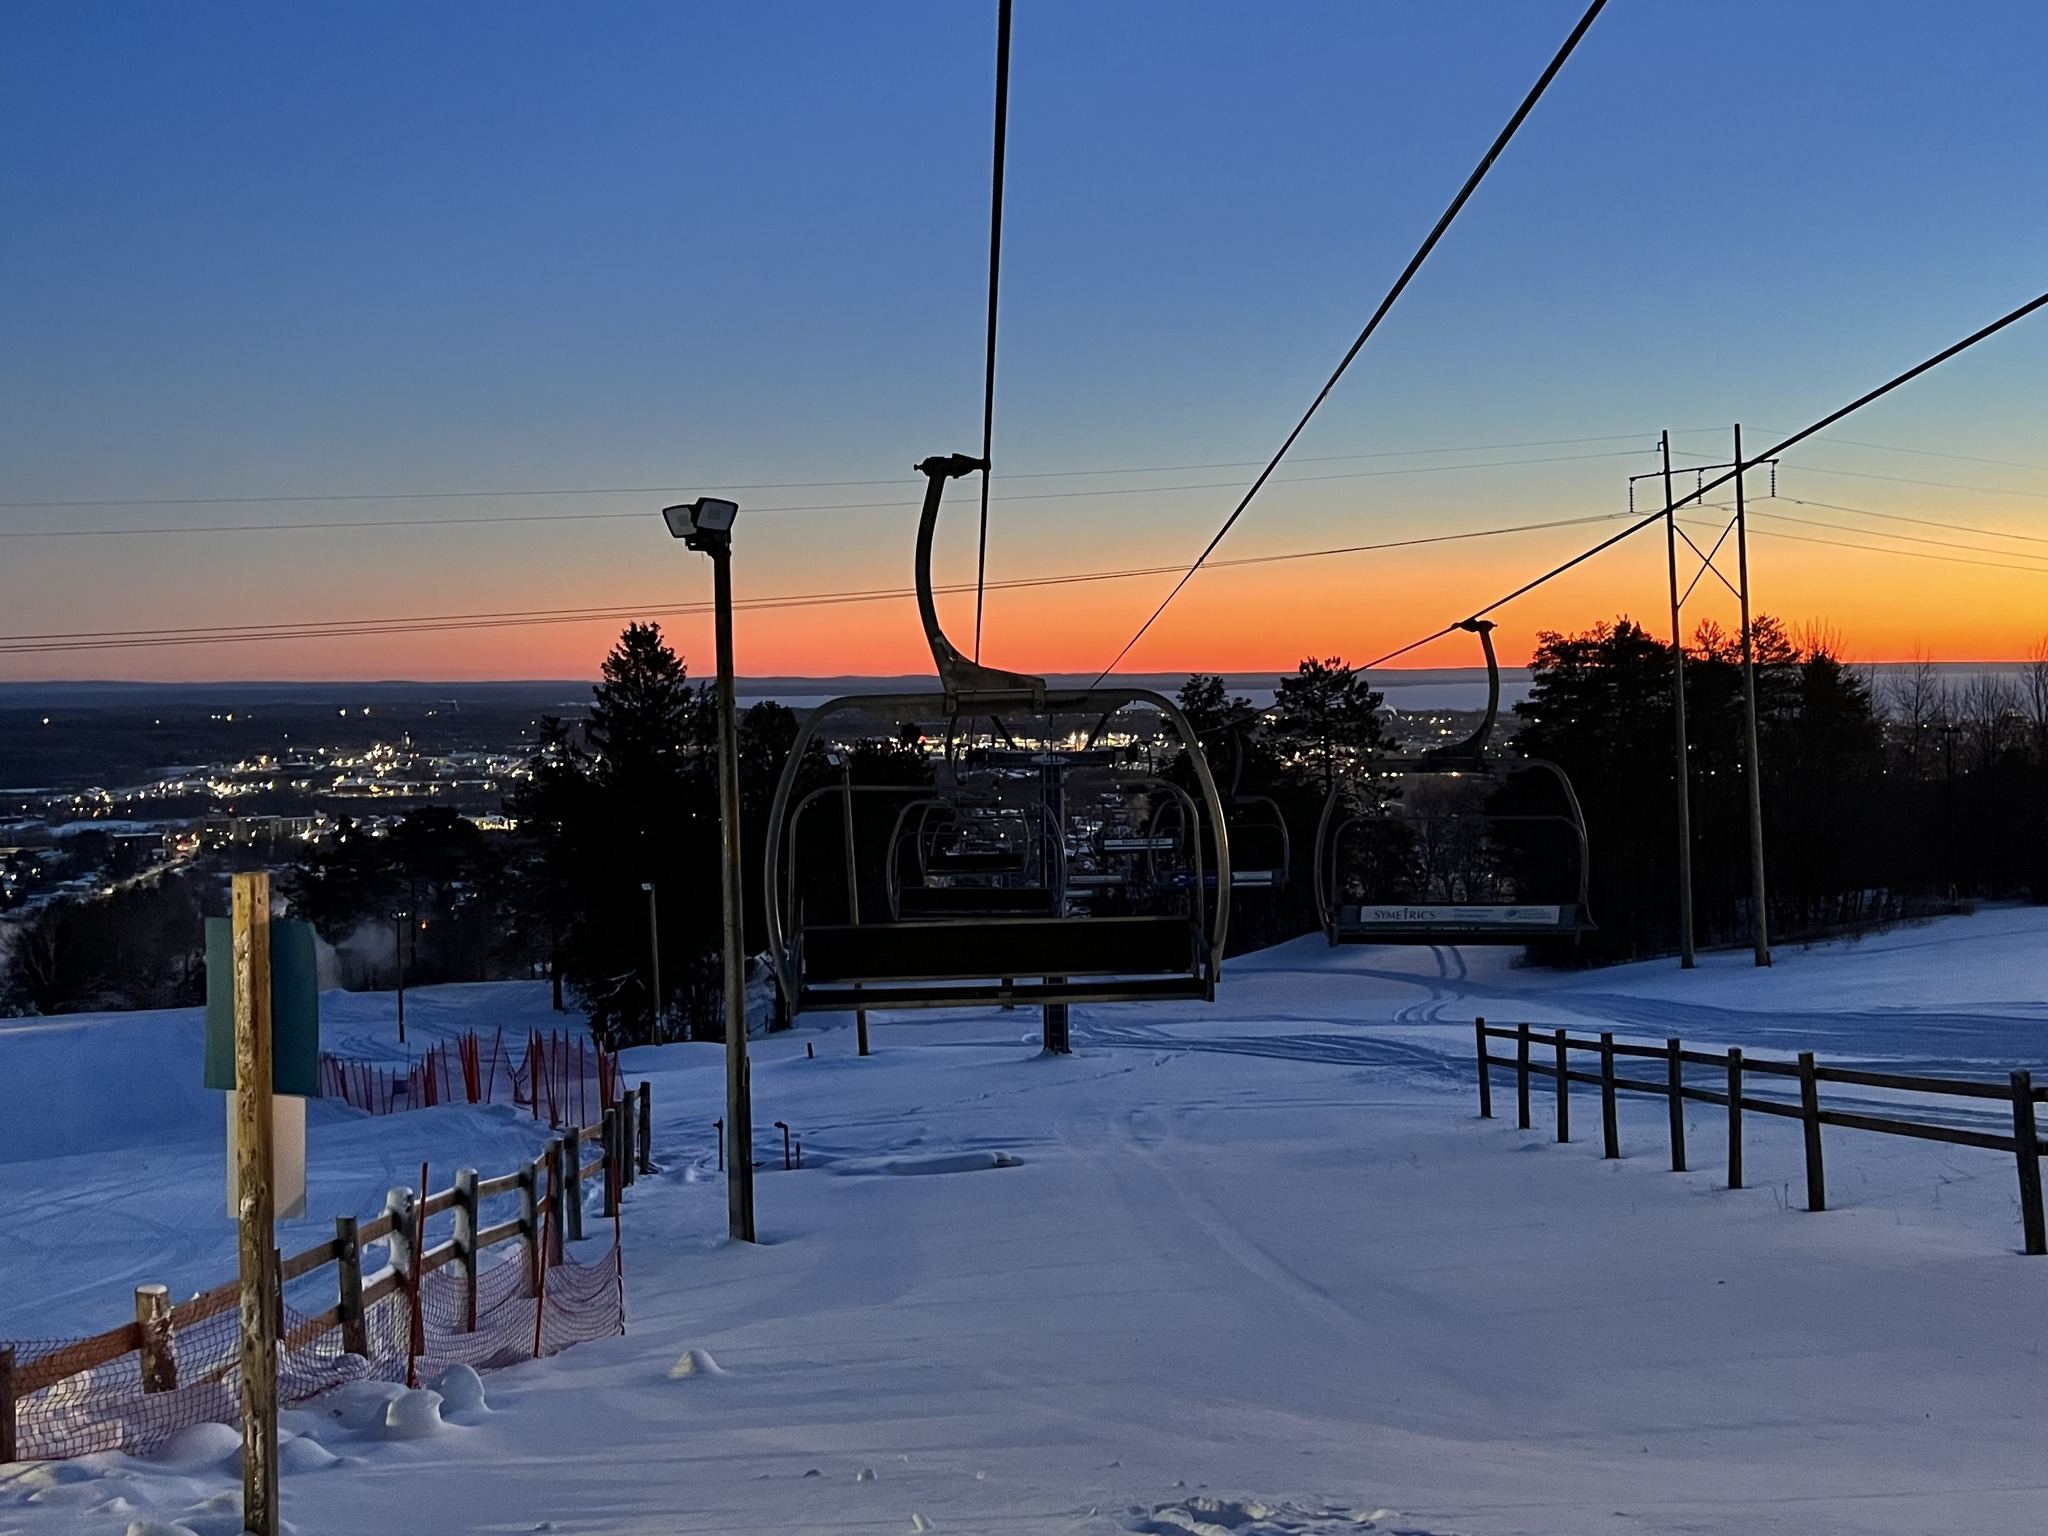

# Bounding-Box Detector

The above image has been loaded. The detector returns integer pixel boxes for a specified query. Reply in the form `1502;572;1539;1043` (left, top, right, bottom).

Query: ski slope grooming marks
3;907;2046;1533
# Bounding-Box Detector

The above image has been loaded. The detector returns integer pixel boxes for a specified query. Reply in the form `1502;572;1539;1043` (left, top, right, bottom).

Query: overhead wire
1363;287;2048;669
0;447;1652;541
0;430;1682;512
0;507;1636;656
1089;0;1612;684
1774;494;2048;548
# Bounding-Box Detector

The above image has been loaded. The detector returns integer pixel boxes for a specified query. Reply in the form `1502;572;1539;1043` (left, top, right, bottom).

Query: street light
662;496;755;1242
640;882;662;1037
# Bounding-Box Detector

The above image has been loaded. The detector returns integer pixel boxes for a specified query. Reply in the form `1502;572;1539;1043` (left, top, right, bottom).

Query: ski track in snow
2;904;2046;1534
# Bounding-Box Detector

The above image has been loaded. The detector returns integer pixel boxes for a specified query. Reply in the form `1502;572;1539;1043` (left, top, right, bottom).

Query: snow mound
159;1491;297;1536
124;1523;201;1536
382;1388;446;1439
1123;1498;1405;1535
309;1379;408;1432
429;1363;490;1421
146;1421;241;1466
667;1348;726;1379
277;1434;340;1471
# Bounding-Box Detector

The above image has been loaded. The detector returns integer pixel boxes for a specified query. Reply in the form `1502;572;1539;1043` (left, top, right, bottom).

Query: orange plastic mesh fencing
3;1238;623;1461
318;1029;622;1130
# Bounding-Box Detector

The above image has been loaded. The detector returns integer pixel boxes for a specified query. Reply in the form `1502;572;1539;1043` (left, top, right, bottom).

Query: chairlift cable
1089;0;1612;684
1364;287;2048;670
974;0;1014;663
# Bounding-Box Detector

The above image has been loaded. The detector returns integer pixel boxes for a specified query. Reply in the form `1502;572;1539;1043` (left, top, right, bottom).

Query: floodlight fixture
662;497;741;549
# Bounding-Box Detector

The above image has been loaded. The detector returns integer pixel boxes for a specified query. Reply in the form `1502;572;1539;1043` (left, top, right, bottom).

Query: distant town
0;677;1492;914
0;683;569;912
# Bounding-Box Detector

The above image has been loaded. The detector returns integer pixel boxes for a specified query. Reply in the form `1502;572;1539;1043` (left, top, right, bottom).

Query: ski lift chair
764;453;1233;1015
1313;620;1596;946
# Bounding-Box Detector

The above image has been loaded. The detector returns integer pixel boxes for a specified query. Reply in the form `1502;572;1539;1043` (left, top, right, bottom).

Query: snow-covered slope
3;907;2044;1534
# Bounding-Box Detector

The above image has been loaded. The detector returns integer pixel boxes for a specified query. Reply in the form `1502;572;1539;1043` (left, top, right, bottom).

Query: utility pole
665;496;755;1242
1661;431;1697;969
231;871;279;1536
641;882;662;1036
1733;424;1772;967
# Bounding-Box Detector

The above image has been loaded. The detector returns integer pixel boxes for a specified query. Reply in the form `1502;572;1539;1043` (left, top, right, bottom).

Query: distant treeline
4;619;2043;1026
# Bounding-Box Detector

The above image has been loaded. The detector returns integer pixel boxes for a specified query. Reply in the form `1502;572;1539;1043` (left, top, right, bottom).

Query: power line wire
1089;0;1611;683
1776;462;2048;499
1776;494;2048;548
1364;287;2048;668
0;431;1667;511
0;448;1650;541
0;509;1632;656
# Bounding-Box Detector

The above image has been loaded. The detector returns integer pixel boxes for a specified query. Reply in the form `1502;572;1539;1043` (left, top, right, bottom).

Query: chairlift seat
896;885;1058;918
795;914;1206;1010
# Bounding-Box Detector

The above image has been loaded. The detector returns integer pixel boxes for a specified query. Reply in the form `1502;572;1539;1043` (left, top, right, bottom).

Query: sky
3;1;2047;684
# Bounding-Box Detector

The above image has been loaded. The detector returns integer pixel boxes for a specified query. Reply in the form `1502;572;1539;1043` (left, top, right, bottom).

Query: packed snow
3;906;2045;1534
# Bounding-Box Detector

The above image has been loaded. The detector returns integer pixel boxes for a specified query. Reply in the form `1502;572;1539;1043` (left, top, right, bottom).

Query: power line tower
1629;430;1779;969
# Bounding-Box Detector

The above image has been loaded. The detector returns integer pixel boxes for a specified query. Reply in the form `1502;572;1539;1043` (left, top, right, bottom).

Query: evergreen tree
1270;657;1385;797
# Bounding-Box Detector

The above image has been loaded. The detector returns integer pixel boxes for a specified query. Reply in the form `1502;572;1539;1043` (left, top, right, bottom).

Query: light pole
663;496;755;1243
825;751;870;1056
640;881;662;1037
393;909;411;1043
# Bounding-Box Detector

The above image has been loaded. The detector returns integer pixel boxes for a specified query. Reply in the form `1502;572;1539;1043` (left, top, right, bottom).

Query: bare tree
2025;635;2048;764
1960;672;2020;770
1882;651;1943;776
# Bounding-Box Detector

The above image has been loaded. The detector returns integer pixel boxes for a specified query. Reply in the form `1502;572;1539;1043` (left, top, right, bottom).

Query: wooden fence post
334;1214;368;1357
2011;1070;2045;1256
453;1168;479;1333
562;1128;585;1243
619;1091;637;1188
638;1080;654;1175
1726;1048;1744;1191
1599;1032;1619;1159
546;1141;566;1266
136;1284;176;1392
1515;1022;1532;1130
1553;1028;1570;1143
0;1346;15;1464
518;1158;541;1294
1474;1017;1492;1119
383;1186;417;1281
599;1107;620;1218
1798;1051;1825;1212
1666;1038;1687;1173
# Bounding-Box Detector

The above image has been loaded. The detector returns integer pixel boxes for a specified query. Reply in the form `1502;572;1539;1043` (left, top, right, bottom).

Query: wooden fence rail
1472;1016;2047;1255
0;1080;654;1457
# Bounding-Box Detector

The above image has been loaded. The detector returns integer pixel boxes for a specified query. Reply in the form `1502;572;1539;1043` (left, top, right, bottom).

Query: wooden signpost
205;884;320;1529
231;871;280;1536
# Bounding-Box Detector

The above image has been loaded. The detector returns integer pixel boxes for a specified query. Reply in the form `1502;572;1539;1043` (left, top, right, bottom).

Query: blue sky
4;2;2046;679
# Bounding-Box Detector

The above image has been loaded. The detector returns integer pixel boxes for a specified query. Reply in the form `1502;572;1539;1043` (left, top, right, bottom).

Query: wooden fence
0;1081;657;1462
1472;1017;2047;1256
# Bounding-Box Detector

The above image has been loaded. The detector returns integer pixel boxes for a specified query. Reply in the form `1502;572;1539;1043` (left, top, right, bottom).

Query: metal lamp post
825;751;870;1056
662;496;755;1243
640;881;662;1037
393;909;411;1042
